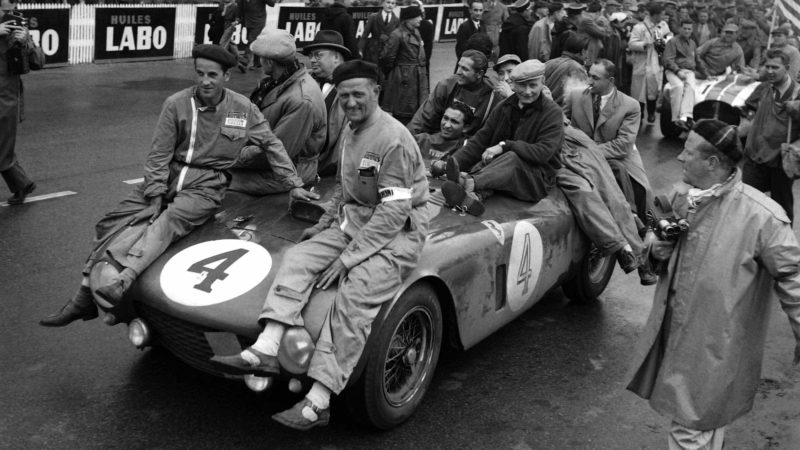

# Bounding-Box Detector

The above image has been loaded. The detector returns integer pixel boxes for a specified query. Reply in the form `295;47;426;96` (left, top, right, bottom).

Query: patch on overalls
359;152;381;171
224;111;247;128
506;221;543;312
160;239;271;306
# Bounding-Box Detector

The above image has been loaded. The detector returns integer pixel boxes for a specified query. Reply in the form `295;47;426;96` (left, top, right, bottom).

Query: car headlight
244;374;272;392
277;326;315;375
127;318;151;348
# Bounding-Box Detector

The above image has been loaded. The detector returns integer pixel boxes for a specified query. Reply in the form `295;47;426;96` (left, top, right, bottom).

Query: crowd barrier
17;2;469;66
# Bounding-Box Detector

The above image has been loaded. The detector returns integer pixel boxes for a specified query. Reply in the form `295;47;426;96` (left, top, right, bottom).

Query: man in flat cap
304;30;350;176
229;29;327;196
696;22;745;78
768;27;800;81
627;118;800;450
41;45;307;326
211;60;430;430
493;53;522;97
440;59;564;215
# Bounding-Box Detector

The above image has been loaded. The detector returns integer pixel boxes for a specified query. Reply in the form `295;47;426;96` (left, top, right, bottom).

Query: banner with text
194;6;251;51
19;9;69;65
95;7;176;61
438;5;468;41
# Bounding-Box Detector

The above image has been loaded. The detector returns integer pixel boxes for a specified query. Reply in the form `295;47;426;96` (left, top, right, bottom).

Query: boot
94;268;137;305
646;100;656;123
2;163;35;205
40;285;98;327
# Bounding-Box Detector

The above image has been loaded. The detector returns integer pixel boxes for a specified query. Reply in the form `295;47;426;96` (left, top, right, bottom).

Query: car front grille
136;302;252;377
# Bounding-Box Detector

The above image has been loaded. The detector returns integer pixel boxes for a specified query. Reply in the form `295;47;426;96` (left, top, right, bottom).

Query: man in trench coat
627;119;800;449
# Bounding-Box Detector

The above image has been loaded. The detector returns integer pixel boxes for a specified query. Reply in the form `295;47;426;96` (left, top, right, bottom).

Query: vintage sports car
88;175;617;430
659;73;760;139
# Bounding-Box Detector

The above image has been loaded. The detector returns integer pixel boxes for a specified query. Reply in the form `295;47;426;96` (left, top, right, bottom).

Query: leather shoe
7;182;36;205
40;300;98;327
616;248;639;274
272;398;330;431
446;156;460;183
210;347;280;376
638;264;658;286
442;181;485;216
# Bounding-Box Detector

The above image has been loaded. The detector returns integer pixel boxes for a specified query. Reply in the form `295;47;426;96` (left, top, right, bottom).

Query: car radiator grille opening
136;303;254;377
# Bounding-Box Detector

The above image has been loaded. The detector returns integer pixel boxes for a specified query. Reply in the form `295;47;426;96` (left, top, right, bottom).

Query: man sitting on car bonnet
39;45;315;327
211;60;430;431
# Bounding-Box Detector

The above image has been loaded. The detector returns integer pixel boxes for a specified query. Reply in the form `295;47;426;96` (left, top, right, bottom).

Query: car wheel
563;244;615;303
345;284;443;430
659;103;682;140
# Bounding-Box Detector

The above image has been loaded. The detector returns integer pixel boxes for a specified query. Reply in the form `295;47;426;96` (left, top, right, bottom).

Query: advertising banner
438;4;468;41
95;7;176;61
194;6;251;51
19;8;69;65
278;6;324;48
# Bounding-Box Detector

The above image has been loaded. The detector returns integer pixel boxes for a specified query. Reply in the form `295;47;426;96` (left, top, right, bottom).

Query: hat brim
303;42;352;58
511;74;545;83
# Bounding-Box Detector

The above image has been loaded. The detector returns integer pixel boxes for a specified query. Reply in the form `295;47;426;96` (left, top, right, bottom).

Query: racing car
659;72;760;139
87;174;617;430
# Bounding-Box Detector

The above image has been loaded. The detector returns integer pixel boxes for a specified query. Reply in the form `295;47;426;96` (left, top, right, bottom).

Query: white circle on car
506;221;544;312
160;239;272;307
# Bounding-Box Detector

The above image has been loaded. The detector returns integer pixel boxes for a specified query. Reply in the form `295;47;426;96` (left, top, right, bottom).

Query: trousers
665;70;696;122
668;422;725;450
471;151;554;203
228;159;316;195
742;156;795;222
1;162;33;194
259;223;424;394
609;158;650;228
84;170;226;276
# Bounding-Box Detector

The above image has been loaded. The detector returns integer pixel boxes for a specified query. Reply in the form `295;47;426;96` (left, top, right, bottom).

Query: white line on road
123;178;144;185
0;191;77;207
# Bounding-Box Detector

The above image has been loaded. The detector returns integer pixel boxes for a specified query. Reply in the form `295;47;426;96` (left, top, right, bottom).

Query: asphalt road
1;43;798;449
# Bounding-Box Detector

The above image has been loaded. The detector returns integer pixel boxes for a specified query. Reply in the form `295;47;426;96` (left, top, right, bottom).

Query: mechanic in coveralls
211;60;430;430
40;45;314;327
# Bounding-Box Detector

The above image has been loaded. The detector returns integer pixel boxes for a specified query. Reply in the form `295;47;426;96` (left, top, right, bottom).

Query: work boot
638;261;658;286
272;398;330;431
40;285;98;327
446;156;460;183
616;247;639;274
430;160;447;178
7;182;36;205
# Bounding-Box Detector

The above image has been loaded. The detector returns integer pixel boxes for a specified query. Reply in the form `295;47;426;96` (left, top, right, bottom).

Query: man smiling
441;59;563;215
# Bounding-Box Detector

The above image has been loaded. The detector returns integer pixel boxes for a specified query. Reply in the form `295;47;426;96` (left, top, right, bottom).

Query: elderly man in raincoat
628;3;664;124
627;119;800;450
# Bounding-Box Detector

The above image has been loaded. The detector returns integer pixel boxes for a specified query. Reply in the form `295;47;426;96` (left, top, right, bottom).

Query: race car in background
87;175;618;430
659;72;760;139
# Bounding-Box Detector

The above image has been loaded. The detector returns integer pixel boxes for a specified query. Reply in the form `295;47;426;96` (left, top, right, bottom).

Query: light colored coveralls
628;17;663;103
85;87;302;276
627;170;800;435
259;108;430;394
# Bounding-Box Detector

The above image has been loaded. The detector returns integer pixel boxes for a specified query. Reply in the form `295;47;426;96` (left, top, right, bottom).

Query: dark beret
192;44;238;70
332;59;380;85
692;119;743;163
400;5;423;21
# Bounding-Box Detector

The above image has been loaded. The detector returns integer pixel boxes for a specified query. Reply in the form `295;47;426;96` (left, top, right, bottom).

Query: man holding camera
627;119;800;449
0;0;41;205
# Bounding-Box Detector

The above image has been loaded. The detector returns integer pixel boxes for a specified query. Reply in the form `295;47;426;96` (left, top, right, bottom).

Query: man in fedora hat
440;59;564;215
304;30;350;176
229;29;327;195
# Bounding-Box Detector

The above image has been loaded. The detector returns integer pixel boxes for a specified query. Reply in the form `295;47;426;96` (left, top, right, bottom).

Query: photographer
1;0;41;205
627;119;800;449
628;3;664;124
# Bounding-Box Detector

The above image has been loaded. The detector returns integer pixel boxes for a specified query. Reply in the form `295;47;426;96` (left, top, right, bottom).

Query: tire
563;244;616;303
345;284;443;430
659;103;682;140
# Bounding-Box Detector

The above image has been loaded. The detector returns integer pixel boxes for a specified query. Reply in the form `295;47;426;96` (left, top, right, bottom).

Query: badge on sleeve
224;111;247;128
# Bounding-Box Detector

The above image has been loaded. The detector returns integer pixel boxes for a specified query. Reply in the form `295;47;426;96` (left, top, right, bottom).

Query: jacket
692;22;717;46
238;0;273;28
744;79;800;167
321;3;360;58
453;93;564;176
317;83;348;176
144;87;302;197
253;68;327;169
380;22;429;119
662;35;697;73
528;17;552;61
407;75;506;137
564;87;652;195
499;11;532;60
360;11;399;63
543;52;587;106
628;18;663;102
456;19;486;59
627;170;800;429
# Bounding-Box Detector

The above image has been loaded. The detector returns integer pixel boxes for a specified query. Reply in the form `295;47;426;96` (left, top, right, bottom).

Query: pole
769;0;778;48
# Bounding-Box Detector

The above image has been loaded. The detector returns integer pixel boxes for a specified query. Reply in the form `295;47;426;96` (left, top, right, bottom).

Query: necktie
593;95;601;126
384;13;389;25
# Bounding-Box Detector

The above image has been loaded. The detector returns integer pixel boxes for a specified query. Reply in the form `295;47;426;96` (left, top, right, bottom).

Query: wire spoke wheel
382;306;433;407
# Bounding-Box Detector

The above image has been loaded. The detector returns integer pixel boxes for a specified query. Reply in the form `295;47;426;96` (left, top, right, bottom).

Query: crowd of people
5;0;797;445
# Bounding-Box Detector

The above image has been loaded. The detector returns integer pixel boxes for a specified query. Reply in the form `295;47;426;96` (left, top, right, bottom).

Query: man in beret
408;48;506;137
211;60;430;430
304;30;350;176
229;29;327;195
440;59;564;215
40;45;308;326
627;119;800;449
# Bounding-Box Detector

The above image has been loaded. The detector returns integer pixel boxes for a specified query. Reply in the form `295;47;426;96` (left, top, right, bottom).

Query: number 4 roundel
506;221;544;312
160;240;272;307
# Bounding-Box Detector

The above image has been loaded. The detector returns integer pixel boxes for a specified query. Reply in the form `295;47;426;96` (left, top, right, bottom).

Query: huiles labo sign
95;7;176;61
